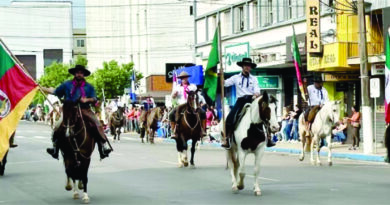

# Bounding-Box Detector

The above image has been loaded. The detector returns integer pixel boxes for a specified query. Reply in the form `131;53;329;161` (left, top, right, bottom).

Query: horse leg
190;139;196;168
315;135;322;166
150;129;154;144
176;137;184;168
82;176;89;204
310;136;316;165
72;179;80;199
65;176;73;191
237;151;247;191
227;149;239;193
254;149;265;196
299;134;306;161
326;135;333;166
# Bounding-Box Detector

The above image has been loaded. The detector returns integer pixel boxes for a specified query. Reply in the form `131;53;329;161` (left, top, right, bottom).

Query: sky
0;0;85;29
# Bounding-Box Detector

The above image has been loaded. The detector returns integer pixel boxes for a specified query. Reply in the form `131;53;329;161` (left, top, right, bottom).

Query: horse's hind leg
227;149;239;193
237;151;247;191
299;134;306;161
190;139;196;168
315;135;321;166
82;176;89;204
72;179;80;199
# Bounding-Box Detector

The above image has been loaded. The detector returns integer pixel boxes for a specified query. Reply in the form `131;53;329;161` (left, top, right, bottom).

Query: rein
182;107;199;134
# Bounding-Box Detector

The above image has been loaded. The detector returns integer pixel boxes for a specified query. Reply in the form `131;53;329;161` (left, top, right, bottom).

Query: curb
161;138;385;163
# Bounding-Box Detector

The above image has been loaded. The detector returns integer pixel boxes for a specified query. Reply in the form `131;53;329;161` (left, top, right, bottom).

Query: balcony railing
347;42;384;58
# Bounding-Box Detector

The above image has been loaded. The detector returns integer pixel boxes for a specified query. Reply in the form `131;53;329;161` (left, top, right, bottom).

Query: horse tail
385;125;390;163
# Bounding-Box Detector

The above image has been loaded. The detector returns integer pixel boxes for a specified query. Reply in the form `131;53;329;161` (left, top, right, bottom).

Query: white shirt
307;85;329;106
109;101;118;112
224;73;260;98
171;83;197;105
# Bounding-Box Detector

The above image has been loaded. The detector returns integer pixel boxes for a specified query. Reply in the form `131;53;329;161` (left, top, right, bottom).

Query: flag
292;26;306;101
385;33;390;124
0;41;38;160
204;27;220;101
130;70;136;102
171;69;178;107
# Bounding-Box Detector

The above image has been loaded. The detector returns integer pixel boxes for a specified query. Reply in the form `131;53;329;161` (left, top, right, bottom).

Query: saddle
234;103;252;130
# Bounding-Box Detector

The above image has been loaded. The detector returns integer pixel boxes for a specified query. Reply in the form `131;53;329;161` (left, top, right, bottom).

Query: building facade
86;0;194;101
73;29;87;60
0;1;73;79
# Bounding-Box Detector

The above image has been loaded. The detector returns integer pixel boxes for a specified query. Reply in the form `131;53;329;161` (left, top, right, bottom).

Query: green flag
204;27;219;101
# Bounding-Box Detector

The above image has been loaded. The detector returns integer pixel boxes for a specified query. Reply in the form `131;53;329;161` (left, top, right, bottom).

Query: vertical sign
306;0;321;53
224;42;250;73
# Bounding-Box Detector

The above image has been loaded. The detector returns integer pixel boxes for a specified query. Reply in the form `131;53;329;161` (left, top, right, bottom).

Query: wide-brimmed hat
237;58;256;69
313;74;323;83
177;71;191;79
68;65;91;77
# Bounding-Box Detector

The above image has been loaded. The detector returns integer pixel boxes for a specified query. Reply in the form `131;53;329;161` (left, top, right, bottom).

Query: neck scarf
241;73;249;88
183;84;189;99
70;78;86;98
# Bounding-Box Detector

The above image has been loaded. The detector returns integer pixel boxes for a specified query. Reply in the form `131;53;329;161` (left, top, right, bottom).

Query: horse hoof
254;190;262;196
65;184;72;191
73;192;80;199
328;161;333;166
82;195;90;204
232;187;239;194
184;162;189;167
310;160;316;165
237;184;244;190
190;164;196;169
178;163;183;168
78;182;84;190
299;156;304;161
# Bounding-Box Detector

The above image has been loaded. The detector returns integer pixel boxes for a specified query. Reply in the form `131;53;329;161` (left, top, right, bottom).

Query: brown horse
175;90;202;168
109;107;125;141
144;107;164;144
49;103;62;129
58;101;95;203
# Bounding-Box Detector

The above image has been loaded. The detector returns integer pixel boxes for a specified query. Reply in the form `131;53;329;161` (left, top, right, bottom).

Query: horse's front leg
150;128;154;144
310;136;316;165
315;135;322;166
190;139;196;168
254;148;265;196
72;179;79;199
227;149;239;193
299;134;306;161
237;150;247;191
326;135;333;166
65;176;72;191
82;175;89;204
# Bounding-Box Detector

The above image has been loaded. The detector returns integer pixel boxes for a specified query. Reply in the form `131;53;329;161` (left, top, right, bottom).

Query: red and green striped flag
385;33;390;124
0;41;38;160
292;26;307;101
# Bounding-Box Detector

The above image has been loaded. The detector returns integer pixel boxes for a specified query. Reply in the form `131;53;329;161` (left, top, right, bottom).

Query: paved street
1;121;390;205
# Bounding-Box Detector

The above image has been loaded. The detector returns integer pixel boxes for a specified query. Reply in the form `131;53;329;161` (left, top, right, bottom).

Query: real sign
224;42;250;73
306;0;321;53
370;78;380;98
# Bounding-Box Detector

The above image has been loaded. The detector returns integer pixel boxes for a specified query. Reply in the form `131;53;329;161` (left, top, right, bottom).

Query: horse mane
269;95;277;104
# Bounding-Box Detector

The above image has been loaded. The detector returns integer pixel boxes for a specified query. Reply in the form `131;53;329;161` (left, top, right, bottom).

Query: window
196;19;206;43
234;6;246;33
287;0;293;19
43;49;63;67
261;0;273;26
208;15;217;40
221;9;232;36
77;39;85;47
251;1;259;29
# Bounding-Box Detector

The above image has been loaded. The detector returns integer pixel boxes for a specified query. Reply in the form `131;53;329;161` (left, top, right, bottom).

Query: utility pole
358;0;374;154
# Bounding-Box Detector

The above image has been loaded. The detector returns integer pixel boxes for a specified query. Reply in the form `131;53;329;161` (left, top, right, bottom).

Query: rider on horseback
42;65;112;160
304;75;329;131
169;71;207;139
221;58;275;149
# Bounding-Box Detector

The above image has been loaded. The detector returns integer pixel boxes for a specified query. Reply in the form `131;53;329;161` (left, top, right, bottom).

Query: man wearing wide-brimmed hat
304;74;329;130
222;58;275;149
42;65;112;160
169;71;207;139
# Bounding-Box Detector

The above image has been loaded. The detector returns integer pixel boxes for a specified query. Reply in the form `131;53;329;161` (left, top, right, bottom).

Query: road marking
33;136;47;139
247;175;280;182
159;160;177;165
15;135;25;138
8;159;54;165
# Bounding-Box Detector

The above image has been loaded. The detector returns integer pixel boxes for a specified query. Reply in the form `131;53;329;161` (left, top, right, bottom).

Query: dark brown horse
175;90;202;168
58;101;95;203
109;107;125;141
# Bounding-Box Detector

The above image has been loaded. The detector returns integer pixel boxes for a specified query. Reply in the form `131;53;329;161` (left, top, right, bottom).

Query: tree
89;60;143;100
75;55;88;67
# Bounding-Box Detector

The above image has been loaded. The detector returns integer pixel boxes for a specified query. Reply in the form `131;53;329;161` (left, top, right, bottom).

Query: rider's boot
266;134;276;147
221;129;232;149
201;119;207;137
98;142;112;160
47;143;59;160
170;122;177;140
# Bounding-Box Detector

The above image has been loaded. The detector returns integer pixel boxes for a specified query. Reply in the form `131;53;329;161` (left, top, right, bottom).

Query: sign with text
370;78;380;98
324;74;359;82
165;63;195;82
224;42;250;73
256;76;281;89
306;0;321;53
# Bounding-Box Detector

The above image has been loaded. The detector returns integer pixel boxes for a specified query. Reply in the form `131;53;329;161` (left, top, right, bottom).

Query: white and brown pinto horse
298;101;341;166
225;93;279;196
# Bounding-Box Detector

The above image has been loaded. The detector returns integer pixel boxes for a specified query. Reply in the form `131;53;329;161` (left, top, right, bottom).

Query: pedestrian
290;104;302;142
127;107;135;132
41;65;112;160
332;118;348;144
346;105;361;150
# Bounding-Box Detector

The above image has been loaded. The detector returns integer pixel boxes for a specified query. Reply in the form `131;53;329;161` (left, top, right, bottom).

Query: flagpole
0;38;60;115
217;21;226;141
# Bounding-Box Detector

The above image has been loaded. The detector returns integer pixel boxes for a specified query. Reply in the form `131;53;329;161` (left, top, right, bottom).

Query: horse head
326;101;341;124
257;91;280;133
185;90;198;113
62;100;82;138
